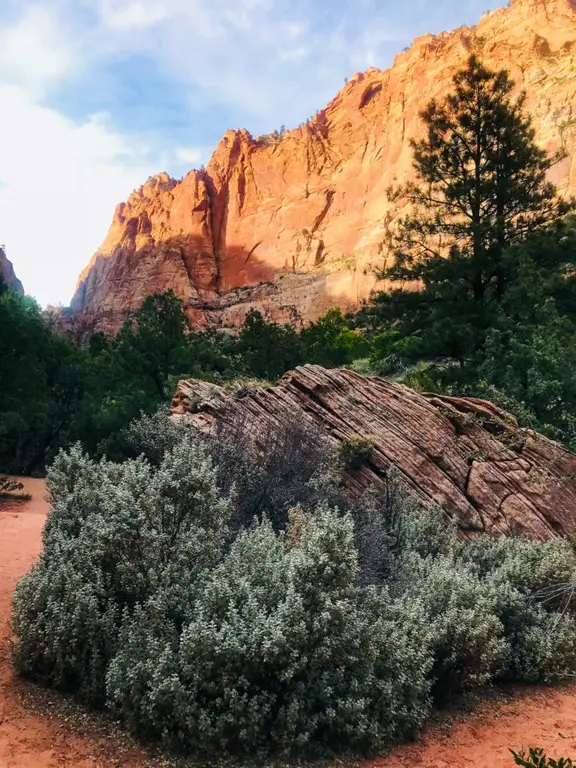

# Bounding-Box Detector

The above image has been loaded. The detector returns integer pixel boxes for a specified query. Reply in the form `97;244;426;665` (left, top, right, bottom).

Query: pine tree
368;55;572;362
116;290;189;397
237;308;302;380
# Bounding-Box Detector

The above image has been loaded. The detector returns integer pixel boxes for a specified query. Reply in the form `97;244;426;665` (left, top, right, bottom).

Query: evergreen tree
237;309;302;380
0;280;88;473
300;308;369;368
368;55;572;362
115;290;189;398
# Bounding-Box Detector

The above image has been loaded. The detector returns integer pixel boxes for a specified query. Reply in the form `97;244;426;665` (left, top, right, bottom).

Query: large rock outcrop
172;366;576;541
0;248;23;293
73;0;576;333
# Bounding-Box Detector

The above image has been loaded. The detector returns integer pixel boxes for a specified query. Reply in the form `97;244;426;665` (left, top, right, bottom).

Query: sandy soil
0;477;157;768
379;687;576;767
1;478;575;767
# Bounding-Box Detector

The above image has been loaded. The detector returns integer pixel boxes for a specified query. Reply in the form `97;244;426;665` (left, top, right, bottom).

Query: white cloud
0;86;156;306
0;5;78;95
278;46;309;62
98;0;171;30
174;147;203;165
284;22;306;38
348;28;401;70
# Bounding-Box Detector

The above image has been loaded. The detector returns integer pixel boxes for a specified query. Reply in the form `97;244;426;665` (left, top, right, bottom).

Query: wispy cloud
0;5;79;95
98;0;171;30
174;147;204;165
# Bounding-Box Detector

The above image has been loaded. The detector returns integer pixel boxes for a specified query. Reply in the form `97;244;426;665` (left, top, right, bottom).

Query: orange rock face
72;0;576;333
0;248;23;293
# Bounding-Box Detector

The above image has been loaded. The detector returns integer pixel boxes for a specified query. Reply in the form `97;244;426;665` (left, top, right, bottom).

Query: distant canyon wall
0;247;23;293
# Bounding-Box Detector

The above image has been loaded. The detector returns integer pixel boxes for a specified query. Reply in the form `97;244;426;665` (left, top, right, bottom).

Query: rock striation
74;0;576;333
0;248;23;293
172;365;576;540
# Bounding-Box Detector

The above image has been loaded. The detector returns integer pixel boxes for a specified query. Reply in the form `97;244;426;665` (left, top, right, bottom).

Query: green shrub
119;408;190;464
398;554;506;699
340;436;375;470
13;435;431;756
454;536;576;683
391;508;576;701
0;475;25;498
107;507;431;755
12;440;231;705
11;419;576;758
512;747;574;767
392;501;455;561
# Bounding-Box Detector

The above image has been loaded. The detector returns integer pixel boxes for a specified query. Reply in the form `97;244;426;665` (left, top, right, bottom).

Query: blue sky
0;0;507;306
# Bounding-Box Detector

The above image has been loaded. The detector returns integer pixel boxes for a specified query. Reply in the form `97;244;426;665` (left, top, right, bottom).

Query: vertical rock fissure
202;171;223;295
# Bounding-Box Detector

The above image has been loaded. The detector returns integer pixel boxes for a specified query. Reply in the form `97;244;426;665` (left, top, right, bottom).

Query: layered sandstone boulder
74;0;576;333
172;366;576;541
0;248;23;293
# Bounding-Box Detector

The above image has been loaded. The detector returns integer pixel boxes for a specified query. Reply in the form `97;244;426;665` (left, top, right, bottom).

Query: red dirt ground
0;478;157;768
1;477;575;767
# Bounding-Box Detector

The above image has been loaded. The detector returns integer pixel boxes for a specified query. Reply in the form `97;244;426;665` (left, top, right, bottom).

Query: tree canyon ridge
71;0;576;332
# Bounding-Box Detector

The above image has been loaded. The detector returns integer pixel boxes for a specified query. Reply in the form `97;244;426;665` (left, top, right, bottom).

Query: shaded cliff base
73;240;377;334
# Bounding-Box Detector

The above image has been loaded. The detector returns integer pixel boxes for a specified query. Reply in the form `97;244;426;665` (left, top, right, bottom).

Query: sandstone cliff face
73;0;576;332
172;366;576;541
0;248;23;293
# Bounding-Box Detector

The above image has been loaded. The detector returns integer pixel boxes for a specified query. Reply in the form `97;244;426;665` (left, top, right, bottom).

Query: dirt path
0;478;154;768
379;687;576;767
1;479;575;767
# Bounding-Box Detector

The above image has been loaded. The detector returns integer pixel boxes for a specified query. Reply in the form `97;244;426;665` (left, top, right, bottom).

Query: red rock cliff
0;248;23;294
72;0;576;332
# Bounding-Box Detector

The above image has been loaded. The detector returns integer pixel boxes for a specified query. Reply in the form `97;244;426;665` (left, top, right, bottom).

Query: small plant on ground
1;476;23;493
511;747;574;767
340;435;375;470
0;476;27;499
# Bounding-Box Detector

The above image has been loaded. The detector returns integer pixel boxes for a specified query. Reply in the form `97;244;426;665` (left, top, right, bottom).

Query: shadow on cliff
72;234;372;333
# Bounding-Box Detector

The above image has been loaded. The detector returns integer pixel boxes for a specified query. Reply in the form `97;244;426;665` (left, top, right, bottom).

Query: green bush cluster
0;275;367;476
340;436;375;470
0;476;24;497
106;508;430;755
12;414;576;758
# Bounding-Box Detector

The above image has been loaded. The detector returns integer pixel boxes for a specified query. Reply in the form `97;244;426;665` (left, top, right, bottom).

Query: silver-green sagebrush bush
11;413;576;757
107;507;431;754
395;509;576;695
12;439;231;705
400;554;506;698
454;536;576;683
